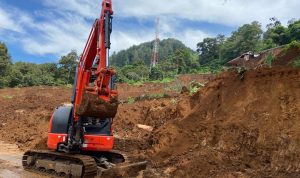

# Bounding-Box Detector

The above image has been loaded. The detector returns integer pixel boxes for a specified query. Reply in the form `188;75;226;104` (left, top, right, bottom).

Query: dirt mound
0;86;71;150
148;67;300;177
113;95;191;155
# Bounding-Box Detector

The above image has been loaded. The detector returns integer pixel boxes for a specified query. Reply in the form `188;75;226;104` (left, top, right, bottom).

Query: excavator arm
73;0;118;119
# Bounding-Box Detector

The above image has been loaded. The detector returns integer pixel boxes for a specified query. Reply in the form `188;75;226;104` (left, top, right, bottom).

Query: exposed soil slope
149;67;300;177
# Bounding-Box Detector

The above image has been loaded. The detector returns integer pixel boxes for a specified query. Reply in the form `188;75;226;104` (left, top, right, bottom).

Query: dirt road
0;141;47;178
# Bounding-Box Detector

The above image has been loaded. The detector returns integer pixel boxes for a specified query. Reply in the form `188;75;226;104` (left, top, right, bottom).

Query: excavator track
22;150;97;178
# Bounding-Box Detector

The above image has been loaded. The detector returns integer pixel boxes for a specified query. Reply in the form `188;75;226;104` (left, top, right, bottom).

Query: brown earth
273;47;300;67
0;68;300;177
147;67;300;177
0;73;212;151
0;86;71;150
117;73;214;100
227;46;300;69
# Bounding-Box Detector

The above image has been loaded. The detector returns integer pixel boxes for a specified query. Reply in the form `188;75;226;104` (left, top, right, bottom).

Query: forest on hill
1;18;300;88
110;38;194;67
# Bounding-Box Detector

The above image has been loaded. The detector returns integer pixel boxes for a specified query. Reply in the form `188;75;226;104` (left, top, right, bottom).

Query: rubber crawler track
22;150;97;178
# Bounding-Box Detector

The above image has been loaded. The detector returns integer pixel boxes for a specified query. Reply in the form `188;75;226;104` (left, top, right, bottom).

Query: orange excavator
22;0;146;177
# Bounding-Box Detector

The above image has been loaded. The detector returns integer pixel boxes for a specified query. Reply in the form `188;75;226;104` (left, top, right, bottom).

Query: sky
0;0;299;63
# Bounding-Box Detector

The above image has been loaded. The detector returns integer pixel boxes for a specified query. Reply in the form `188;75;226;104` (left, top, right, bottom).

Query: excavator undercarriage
23;150;147;178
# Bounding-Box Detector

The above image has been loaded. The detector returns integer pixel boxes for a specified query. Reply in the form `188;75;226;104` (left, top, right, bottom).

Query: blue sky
0;0;299;63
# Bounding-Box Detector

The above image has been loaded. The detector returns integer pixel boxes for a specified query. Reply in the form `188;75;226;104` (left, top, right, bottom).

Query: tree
8;62;43;87
172;49;196;74
197;35;224;65
264;18;289;46
221;21;263;63
287;20;300;41
0;42;11;75
0;42;12;88
57;50;79;84
149;66;163;80
110;38;192;67
39;63;58;85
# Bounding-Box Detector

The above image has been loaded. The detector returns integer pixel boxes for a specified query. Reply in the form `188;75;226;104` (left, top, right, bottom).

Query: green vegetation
189;82;205;96
2;95;13;99
127;97;135;104
113;39;202;84
0;47;78;88
197;18;300;68
1;18;300;88
265;53;276;67
294;56;300;68
135;93;169;101
283;40;300;51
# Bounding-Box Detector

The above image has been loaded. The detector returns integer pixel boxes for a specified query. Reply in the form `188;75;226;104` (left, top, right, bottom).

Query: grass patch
127;97;135;104
135;93;170;101
65;84;73;88
293;56;300;68
150;77;175;84
265;53;276;67
2;95;14;99
189;81;205;96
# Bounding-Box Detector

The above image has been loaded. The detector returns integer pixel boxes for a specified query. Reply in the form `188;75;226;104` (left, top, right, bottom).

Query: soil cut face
146;67;300;177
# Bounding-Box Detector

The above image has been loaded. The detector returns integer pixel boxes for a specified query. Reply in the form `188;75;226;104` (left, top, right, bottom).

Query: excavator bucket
76;90;119;118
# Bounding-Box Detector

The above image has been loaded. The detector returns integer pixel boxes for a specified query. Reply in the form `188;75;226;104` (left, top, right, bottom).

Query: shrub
265;53;276;67
127;97;135;104
293;56;300;68
283;40;300;52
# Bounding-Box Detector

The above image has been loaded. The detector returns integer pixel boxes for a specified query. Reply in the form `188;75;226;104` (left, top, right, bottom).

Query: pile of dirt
0;86;71;150
113;95;191;156
146;67;300;177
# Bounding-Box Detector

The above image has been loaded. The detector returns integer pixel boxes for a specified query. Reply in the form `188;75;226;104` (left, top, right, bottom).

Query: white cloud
1;0;300;59
177;29;211;50
0;6;30;33
114;0;300;26
21;13;91;55
43;0;100;19
111;30;153;52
